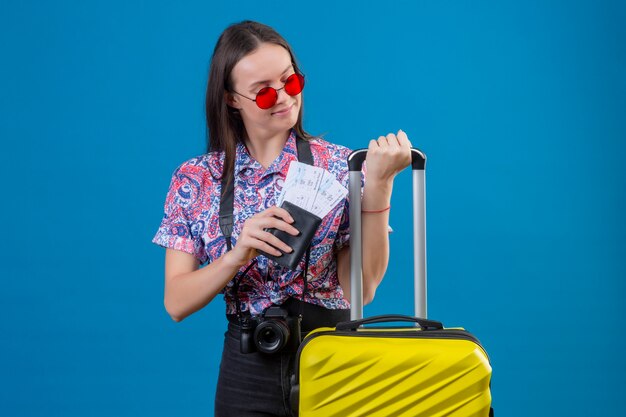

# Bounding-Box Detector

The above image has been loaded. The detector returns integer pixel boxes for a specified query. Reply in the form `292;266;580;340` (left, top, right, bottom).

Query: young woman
153;20;412;417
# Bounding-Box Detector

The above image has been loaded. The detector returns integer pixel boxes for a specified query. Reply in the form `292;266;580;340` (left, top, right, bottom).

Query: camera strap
219;135;314;319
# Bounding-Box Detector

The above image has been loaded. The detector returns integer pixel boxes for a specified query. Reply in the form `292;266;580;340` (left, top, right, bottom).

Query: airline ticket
277;161;348;218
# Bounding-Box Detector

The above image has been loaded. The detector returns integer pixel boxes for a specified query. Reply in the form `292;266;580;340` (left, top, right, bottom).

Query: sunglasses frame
231;72;305;110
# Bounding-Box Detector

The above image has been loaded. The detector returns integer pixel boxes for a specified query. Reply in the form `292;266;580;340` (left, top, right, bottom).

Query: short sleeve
152;164;208;263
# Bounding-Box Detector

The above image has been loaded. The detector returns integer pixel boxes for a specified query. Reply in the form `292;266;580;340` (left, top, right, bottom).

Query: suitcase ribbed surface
297;329;492;417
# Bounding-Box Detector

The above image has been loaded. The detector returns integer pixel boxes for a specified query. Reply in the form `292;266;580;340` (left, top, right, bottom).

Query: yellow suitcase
290;149;493;416
291;315;492;416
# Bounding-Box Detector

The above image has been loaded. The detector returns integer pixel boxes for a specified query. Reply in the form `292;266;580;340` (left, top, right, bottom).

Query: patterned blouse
152;130;354;315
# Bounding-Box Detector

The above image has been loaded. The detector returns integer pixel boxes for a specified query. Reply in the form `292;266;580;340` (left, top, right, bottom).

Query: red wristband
361;205;391;214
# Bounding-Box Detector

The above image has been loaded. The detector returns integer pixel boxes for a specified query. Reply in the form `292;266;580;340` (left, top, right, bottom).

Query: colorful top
152;130;354;315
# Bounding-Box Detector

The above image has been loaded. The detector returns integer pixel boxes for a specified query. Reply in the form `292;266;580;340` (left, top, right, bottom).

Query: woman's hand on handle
343;129;412;304
365;130;412;184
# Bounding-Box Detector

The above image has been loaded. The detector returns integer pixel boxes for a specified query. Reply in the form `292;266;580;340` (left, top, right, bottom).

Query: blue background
1;0;624;416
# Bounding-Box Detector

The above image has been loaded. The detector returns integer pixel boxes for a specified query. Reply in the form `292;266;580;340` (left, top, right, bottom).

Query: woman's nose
274;86;289;104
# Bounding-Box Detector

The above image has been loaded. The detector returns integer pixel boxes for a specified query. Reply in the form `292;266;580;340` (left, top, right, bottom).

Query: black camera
240;306;302;355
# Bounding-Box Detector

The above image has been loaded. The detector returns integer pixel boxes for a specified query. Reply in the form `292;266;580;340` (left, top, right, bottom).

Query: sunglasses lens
255;87;278;109
284;74;305;96
253;74;304;109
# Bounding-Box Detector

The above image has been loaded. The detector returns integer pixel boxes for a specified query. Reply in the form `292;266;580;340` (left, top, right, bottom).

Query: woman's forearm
164;206;298;322
164;250;243;322
360;179;393;304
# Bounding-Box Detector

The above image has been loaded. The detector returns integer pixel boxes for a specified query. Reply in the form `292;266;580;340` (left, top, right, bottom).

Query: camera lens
254;320;290;354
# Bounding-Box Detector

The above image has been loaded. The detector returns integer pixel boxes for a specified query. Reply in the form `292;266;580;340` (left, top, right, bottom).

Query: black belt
226;298;350;334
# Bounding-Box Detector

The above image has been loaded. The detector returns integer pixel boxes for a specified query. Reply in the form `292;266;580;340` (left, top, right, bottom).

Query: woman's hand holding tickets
225;207;300;268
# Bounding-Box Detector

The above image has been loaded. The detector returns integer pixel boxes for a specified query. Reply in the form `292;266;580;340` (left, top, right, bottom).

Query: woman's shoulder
170;151;224;185
308;136;352;156
308;136;352;172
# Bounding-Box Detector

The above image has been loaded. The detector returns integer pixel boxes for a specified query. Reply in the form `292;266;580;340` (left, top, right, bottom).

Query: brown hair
205;20;311;181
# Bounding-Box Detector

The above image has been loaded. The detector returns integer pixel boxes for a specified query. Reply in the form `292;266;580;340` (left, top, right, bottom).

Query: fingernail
286;247;293;253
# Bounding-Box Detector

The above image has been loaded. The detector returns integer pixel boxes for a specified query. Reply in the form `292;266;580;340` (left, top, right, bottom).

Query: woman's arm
163;207;299;322
337;130;412;305
164;248;241;322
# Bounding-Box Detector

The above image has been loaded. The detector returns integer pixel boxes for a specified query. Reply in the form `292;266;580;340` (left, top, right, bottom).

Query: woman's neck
244;129;291;169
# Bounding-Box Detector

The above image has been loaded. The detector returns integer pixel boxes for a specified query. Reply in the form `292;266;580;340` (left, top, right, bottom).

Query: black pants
214;299;349;417
214;322;294;416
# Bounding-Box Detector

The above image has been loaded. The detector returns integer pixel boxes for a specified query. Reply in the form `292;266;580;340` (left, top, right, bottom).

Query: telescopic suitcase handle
335;314;443;331
347;148;427;321
347;148;426;171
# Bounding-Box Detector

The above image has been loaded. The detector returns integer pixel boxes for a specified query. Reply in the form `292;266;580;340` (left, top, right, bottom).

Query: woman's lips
271;104;293;116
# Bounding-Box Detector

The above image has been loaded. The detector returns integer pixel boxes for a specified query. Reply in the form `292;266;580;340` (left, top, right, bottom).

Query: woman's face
227;43;301;140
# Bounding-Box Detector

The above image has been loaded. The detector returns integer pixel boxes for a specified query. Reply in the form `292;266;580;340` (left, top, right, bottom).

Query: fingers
365;130;413;181
256;215;299;237
259;206;294;224
242;236;284;257
238;207;301;257
386;133;401;149
396;129;412;149
248;229;293;256
375;134;397;148
371;130;411;150
370;130;411;154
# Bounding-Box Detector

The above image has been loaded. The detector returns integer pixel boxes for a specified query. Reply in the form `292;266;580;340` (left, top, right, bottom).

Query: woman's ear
225;92;241;110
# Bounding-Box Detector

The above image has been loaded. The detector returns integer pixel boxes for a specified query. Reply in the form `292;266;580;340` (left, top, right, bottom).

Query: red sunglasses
232;73;305;109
